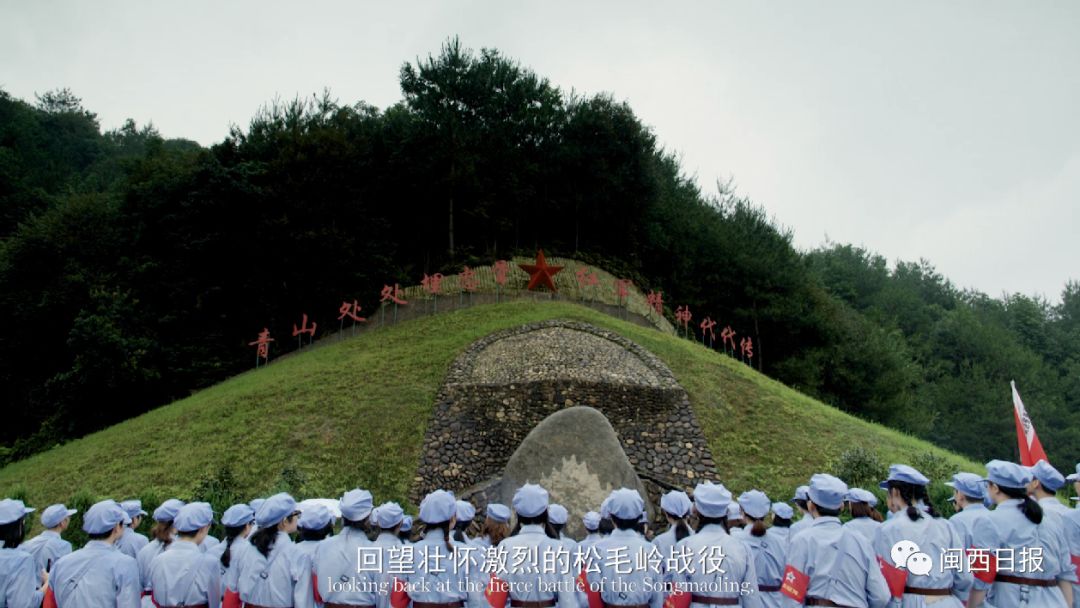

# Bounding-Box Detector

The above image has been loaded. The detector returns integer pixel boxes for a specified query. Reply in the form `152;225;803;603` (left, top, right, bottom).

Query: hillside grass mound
0;299;979;532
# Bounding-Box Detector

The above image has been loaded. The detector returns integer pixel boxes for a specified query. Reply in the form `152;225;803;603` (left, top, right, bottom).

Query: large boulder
497;406;651;538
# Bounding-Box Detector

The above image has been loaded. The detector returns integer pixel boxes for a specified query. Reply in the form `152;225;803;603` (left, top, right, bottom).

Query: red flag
579;568;604;608
1012;381;1048;466
486;575;509;608
43;587;57;608
222;589;241;608
877;556;908;599
780;565;809;602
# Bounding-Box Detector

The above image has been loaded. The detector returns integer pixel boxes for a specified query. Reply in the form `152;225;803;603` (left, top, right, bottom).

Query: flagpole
1012;380;1019;464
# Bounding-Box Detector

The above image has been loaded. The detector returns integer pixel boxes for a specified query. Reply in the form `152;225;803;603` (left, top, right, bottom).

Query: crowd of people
2;457;1080;607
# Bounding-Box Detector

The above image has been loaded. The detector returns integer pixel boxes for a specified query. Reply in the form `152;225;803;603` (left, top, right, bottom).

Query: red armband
877;556;908;599
485;575;509;608
663;586;691;608
391;576;412;608
780;565;810;602
967;547;998;585
579;568;604;608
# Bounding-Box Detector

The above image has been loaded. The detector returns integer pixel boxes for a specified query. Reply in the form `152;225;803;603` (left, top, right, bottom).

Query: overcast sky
3;0;1077;302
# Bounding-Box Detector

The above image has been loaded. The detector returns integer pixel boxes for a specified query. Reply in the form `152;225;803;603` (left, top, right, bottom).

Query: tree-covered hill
1;38;1076;470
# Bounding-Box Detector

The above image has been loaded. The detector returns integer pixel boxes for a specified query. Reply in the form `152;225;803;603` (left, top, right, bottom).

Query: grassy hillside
0;299;981;530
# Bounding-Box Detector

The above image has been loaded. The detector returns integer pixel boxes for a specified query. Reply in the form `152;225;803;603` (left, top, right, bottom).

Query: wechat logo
891;540;933;576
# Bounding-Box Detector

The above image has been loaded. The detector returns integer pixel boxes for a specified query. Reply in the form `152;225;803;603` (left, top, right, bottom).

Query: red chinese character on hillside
575;267;600;289
647;291;664;316
292;313;317;338
493;260;510;286
615;279;632;301
459;266;479;292
338;300;366;322
380;284;408;305
248;327;274;360
700;317;717;340
740;336;754;360
421;273;444;296
720;326;737;350
675;305;692;329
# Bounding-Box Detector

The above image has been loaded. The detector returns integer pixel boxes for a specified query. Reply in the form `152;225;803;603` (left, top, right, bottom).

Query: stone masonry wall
410;320;717;507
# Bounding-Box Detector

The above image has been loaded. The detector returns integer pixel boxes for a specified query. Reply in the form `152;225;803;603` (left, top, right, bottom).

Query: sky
2;0;1077;302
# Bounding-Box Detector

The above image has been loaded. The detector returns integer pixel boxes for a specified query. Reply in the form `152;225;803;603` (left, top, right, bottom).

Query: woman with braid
211;503;255;596
230;492;314;607
872;465;972;607
652;490;693;588
738;490;786;607
975;460;1076;607
652;490;694;558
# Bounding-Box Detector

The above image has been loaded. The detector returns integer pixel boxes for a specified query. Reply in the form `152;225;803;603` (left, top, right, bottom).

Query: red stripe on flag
1012;381;1048;466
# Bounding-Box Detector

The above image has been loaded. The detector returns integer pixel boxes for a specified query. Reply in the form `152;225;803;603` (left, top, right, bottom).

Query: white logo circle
890;540;921;567
906;552;933;576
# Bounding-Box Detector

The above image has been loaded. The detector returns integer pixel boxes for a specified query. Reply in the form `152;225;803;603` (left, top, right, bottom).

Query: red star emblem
518;249;564;292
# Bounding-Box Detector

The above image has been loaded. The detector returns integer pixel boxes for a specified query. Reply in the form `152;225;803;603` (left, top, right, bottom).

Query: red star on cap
518;250;564;292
